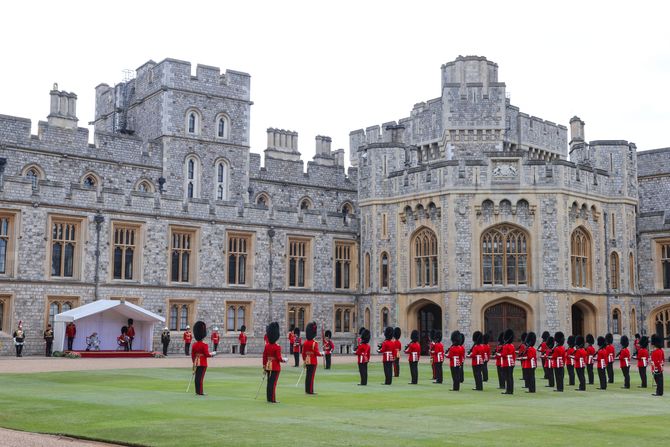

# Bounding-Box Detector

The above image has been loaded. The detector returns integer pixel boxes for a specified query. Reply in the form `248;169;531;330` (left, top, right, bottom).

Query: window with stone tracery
411;228;438;288
571;227;592;288
481;225;529;286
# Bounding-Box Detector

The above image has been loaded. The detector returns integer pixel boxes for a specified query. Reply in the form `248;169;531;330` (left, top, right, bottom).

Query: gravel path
0;427;126;447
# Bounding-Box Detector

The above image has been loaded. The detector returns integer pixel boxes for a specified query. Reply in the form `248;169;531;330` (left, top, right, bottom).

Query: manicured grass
0;363;668;446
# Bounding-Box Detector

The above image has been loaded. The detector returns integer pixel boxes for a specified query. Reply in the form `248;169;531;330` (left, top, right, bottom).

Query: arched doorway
571;300;596;336
484;301;526;342
572;305;584;336
652;307;670;348
417;303;441;355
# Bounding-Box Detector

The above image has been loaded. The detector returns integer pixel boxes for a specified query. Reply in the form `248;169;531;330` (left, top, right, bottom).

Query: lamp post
93;213;105;300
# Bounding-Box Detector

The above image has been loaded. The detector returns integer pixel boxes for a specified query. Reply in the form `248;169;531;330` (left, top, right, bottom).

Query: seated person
117;326;130;351
86;332;101;351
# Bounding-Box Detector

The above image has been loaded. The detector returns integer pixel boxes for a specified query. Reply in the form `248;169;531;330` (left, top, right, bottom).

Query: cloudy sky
1;1;668;166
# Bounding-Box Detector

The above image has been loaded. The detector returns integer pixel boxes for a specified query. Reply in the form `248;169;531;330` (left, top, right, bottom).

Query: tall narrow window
662;243;670;290
113;224;137;280
364;307;370;330
168;300;192;330
364;252;371;289
26;168;40;189
381;307;389;328
226;303;250;331
51;219;79;278
382;213;388;238
610;252;620;290
335;241;356;289
629;252;635;291
0;215;13;275
481;225;529;286
288;304;310;332
412;228;438;287
228;233;251;285
188;113;196;134
381;252;389;288
334;305;355;333
170;228;195;283
288;238;310;287
0;295;10;332
82;175;97;189
186;158;196;199
215;161;228;200
571;227;592;288
611;213;616;238
46;297;78;328
612;308;621;334
218;118;226;138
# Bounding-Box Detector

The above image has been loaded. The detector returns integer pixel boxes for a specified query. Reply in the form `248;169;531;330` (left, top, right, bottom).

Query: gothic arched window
571;227;592;288
481;225;529;286
411;228;438;287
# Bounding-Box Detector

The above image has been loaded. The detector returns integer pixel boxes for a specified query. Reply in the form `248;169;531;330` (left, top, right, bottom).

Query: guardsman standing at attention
405;330;421;384
482;333;491;382
356;329;371;385
379;327;395;385
432;331;445;384
429;329;437;380
501;329;516;395
539;331;550;380
44;324;54;357
161;326;171;356
183;325;193;356
544;336;555;388
633;333;641;357
650;334;664;396
520;332;537;393
263;322;286;403
446;331;463;391
288;325;295;355
637;336;649;388
469;331;484;390
211;326;220;352
552;332;566;392
618;335;631;389
605;333;615;384
495;332;505;389
65;321;77;351
323;330;335;369
517;332;527;387
238;325;247;355
126;319;135;351
585;334;596;385
574;335;587;391
191;321;216;396
292;327;302;367
302;322;323;395
13;321;25;357
393;327;402;377
566;335;576;387
596;336;608;390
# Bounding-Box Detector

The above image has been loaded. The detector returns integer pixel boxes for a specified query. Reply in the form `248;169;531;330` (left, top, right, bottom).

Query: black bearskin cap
429;329;436;343
127;318;134;326
639;336;649;348
266;322;280;344
541;331;550;341
294;327;300;336
472;331;482;344
651;334;663;349
384;326;394;340
306;322;317;341
504;329;514;344
526;332;537;347
520;332;527;343
411;330;420;343
193;321;207;341
459;332;465;346
451;330;461;345
620;335;629;348
359;327;366;336
586;334;595;345
498;332;504;344
554;331;565;346
575;335;585;348
567;335;575;347
434;331;443;342
393;327;401;339
597;336;606;348
361;329;371;344
605;333;614;344
121;325;128;334
635;333;640;339
483;333;490;344
546;336;555;348
325;330;332;338
240;325;246;332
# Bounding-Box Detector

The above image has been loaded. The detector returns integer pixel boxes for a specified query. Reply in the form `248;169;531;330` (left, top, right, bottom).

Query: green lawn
0;363;668;446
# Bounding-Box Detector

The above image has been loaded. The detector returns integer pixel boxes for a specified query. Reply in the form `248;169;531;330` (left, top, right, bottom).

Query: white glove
282;357;288;362
211;351;217;356
320;352;325;356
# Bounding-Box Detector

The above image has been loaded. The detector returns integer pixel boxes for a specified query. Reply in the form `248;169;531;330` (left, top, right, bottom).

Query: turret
47;84;78;129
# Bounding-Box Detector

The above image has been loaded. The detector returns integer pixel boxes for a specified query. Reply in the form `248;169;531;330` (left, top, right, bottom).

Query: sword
186;367;195;393
254;371;267;400
295;365;305;386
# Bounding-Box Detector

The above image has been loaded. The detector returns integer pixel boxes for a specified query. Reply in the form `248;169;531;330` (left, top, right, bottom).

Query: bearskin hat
266;322;280;344
434;331;443;342
635;333;640;339
240;325;246;332
121;325;128;335
526;332;537;347
306;322;317;341
554;331;565;346
567;335;575;348
293;327;300;337
359;327;366;336
483;333;491;344
639;335;649;348
325;330;332;338
193;320;207;341
384;326;394;340
472;331;482;344
361;329;371;344
504;329;514;344
620;335;629;348
498;332;504;344
651;334;663;349
410;329;420;343
546;336;555;349
575;335;585;348
451;330;461;345
429;329;436;343
393;327;401;340
459;332;466;346
520;332;527;343
541;331;550;342
597;336;606;348
586;333;595;345
127;318;134;326
605;333;614;345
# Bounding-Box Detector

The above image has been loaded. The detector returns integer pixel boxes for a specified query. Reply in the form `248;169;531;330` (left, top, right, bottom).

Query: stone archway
483;300;527;342
407;301;442;355
571;300;596;336
651;306;670;348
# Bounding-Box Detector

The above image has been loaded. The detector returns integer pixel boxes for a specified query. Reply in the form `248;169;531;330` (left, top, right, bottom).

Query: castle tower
47;84;78;129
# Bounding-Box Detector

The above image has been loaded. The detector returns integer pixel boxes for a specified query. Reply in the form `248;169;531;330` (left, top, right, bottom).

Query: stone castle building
0;55;669;355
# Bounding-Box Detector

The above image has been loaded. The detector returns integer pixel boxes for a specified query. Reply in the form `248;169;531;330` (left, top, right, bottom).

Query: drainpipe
267;227;275;322
93;213;105;300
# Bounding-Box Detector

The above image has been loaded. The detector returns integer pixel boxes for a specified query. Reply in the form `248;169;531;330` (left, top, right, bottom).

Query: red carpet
72;350;154;358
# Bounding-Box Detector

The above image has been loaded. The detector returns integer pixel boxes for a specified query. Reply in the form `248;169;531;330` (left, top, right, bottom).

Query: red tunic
469;344;484;366
495;344;503;367
574;347;587;369
483;344;491;362
651;348;664;374
288;332;295;347
637;347;649;368
356;343;370;364
66;324;76;338
405;342;421;362
431;342;445;363
263;343;283;371
597;348;608;369
586;345;596;365
127;326;135;338
552;345;566;368
301;339;322;365
517;343;527;359
619;347;631;368
521;346;537;369
566;347;576;367
393;339;402;360
380;340;395;362
446;345;464;367
191;341;213;367
293;336;302;353
239;332;247;345
183;331;192;343
264;334;268;345
501;343;516;367
211;332;220;345
323;339;335;354
606;344;615;364
634;338;640;353
538;342;548;367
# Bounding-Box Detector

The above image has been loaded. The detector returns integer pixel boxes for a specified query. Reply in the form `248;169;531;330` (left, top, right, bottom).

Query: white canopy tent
53;300;165;352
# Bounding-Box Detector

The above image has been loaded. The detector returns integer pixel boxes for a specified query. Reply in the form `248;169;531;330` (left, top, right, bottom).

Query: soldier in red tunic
574;335;587;391
501;329;516;395
650;334;664;396
495;332;505;389
191;321;216;396
482;333;491;382
262;322;286;403
544;336;555;388
445;331;463;391
288;325;295;354
432;331;445;384
118;326;130;351
539;331;550;380
596;336;608;390
469;331;484;390
429;329;437;380
517;332;527;386
356;329;371;385
636;335;649;388
585;333;596;385
292;327;301;367
301;322;322;394
126;318;136;351
323;330;335;369
405;330;421;384
566;335;576;386
211;326;220;352
378;327;395;385
633;333;641;357
65;322;77;351
392;327;402;377
238;325;247;355
605;332;615;384
618;335;631;389
520;332;537;393
183;325;193;356
552;331;566;392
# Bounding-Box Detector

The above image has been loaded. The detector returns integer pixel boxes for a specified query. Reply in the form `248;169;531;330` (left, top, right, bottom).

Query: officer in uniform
650;334;665;396
585;334;596;385
566;335;576;386
65;322;77;351
393;327;402;377
482;333;491;382
292;327;302;367
637;335;649;388
445;331;463;391
432;330;445;384
44;324;54;357
520;332;537;393
596;336;608;390
379;327;395;385
356;329;371;385
538;331;550;380
127;318;135;351
405;330;421;384
469;331;484;390
161;326;171;356
574;335;587;391
183;325;192;356
552;331;566;392
501;329;516;394
618;335;631;389
262;322;286;403
495;332;505;389
191;321;216;396
239;325;247;355
13;322;25;357
302;322;322;394
323;330;335;369
211;326;220;352
605;333;615;383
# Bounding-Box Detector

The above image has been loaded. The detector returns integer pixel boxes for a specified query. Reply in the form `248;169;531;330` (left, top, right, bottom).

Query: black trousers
383;361;393;384
653;372;664;396
576;367;586;391
293;352;300;367
567;365;575;386
523;368;536;393
542;364;550;379
503;366;514;394
358;362;368;385
194;366;207;395
128;337;134;351
15;344;23;357
46;341;53;357
240;344;246;355
450;366;460;390
621;366;630;388
497;365;505;389
472;364;483;390
586;364;594;384
546;367;555;387
554;367;565;391
325;354;332;369
607;362;614;383
434;362;443;384
482;362;489;382
639;366;647;388
213;343;218;352
184;343;190;356
67;337;74;351
305;364;317;394
162;342;169;356
408;361;418;384
597;367;607;389
460;366;464;383
393;358;400;377
267;371;279;402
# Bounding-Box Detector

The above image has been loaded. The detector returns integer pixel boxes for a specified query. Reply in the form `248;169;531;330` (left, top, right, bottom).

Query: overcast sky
1;1;668;167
